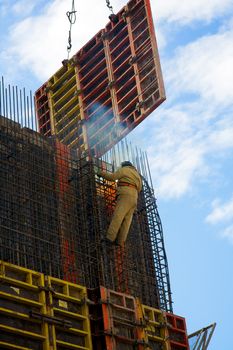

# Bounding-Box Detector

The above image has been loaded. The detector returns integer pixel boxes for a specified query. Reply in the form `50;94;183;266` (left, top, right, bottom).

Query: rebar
0;76;37;130
0;114;172;311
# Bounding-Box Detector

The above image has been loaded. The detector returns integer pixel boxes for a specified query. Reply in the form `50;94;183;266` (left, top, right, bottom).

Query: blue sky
1;0;233;348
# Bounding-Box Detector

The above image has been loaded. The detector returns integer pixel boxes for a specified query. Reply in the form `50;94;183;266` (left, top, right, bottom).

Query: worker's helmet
121;161;133;167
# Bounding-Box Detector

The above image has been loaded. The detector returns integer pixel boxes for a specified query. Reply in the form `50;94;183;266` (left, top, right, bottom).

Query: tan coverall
99;166;142;246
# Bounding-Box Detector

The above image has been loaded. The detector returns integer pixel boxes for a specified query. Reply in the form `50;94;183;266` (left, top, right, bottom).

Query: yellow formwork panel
46;63;89;154
0;262;93;349
53;85;78;113
56;115;79;137
49;94;80;129
56;340;90;350
46;276;92;350
47;64;79;136
52;75;77;103
0;260;44;288
0;340;32;350
48;63;76;88
136;301;169;350
74;65;89;154
0;261;50;350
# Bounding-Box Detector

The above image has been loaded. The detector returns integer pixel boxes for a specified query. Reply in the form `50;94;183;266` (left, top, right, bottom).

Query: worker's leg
106;194;131;242
116;205;136;246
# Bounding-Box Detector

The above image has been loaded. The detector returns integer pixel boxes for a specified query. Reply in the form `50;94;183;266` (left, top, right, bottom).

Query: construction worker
96;161;142;247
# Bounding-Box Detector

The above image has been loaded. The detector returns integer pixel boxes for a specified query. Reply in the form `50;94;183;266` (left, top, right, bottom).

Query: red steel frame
164;312;190;350
35;0;165;157
96;286;146;349
35;83;51;136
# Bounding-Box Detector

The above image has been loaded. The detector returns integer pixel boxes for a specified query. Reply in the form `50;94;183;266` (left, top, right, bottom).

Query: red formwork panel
88;286;146;350
35;0;165;157
164;313;190;350
34;83;51;136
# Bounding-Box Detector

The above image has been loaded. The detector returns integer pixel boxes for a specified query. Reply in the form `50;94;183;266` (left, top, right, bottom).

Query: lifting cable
66;0;77;59
106;0;118;23
106;0;114;14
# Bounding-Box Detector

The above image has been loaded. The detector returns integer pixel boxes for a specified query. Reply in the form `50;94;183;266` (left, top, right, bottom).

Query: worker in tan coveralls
97;161;142;247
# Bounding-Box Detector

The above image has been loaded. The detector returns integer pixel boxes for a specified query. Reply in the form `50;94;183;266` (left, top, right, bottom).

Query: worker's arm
98;168;123;181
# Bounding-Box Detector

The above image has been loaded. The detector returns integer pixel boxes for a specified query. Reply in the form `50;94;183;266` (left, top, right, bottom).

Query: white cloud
206;197;233;224
3;0;233;86
165;23;233;107
12;0;37;16
135;20;233;199
0;0;9;17
2;0;122;80
221;224;233;244
153;0;233;24
5;0;233;83
134;98;233;199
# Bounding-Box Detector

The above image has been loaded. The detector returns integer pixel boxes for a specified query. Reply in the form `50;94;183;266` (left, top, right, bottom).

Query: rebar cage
0;115;172;311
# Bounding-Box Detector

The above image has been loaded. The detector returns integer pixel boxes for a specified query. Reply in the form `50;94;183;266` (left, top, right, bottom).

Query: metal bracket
44;86;51;93
136;100;145;111
29;311;72;328
122;10;131;20
85;297;95;306
70;55;80;66
129;55;138;65
75;88;83;96
62;59;70;67
38;285;56;294
108;80;115;89
101;32;110;41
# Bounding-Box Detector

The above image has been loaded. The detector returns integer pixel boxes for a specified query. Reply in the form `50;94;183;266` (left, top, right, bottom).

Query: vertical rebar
34;96;38;132
8;84;12;118
30;91;34;130
27;95;30;128
2;77;6;117
20;89;23;126
0;78;36;129
125;138;130;160
16;86;19;124
145;151;153;189
23;88;27;127
12;86;16;122
0;79;1;116
5;87;8;117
